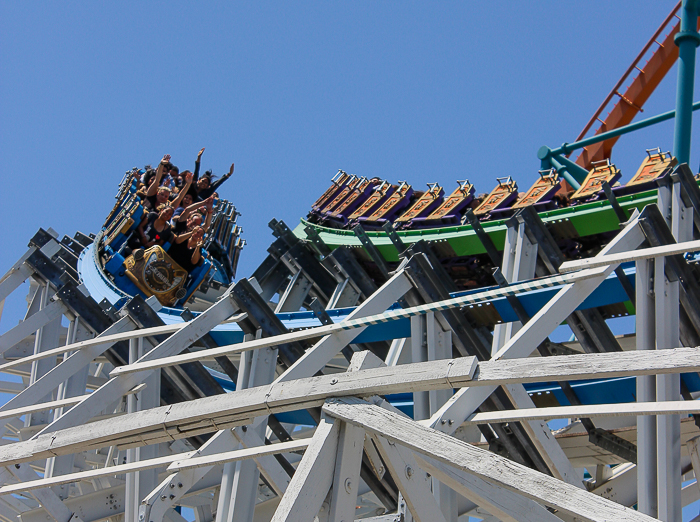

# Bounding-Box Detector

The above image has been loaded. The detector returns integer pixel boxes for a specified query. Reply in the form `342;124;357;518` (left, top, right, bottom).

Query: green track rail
294;187;660;262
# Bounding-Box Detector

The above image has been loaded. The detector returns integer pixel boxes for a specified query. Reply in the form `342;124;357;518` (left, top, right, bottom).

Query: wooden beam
0;384;145;423
461;400;700;424
106;268;605;377
558;238;700;272
323;398;657;522
328;423;365;521
167;439;308;472
7;347;700;466
371;435;447;522
412;452;561;522
0;314;247;373
0;299;67;355
0;440;305;496
271;418;339;522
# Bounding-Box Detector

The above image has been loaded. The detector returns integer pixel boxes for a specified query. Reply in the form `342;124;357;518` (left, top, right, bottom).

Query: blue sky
2;3;700;517
2;1;696;300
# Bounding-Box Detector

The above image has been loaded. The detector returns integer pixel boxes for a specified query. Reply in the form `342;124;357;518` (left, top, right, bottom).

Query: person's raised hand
161;154;171;164
224;163;234;178
197;148;205;161
185;172;193;184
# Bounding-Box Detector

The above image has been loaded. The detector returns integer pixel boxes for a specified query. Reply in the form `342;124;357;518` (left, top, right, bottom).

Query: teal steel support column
537;147;584;189
551;154;589;183
674;0;700;165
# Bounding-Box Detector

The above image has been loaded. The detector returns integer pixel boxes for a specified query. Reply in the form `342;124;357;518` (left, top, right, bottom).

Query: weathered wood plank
559;238;700;272
372;435;447;522
471;347;700;386
462;400;700;425
107;269;606;377
412;452;561;522
328;423;365;521
167;438;308;471
4;347;700;466
271;418;339;522
0;440;305;496
323;398;657;522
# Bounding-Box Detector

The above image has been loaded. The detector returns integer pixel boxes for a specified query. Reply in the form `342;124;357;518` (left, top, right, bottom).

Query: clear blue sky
4;1;695;322
2;2;700;518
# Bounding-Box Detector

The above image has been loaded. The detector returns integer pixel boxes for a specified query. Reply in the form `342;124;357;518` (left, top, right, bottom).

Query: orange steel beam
574;3;700;170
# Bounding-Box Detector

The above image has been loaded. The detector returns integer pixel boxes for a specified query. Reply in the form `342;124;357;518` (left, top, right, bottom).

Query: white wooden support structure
5;202;700;522
324;397;657;522
270;418;339;522
489;219;581;487
426;212;646;436
637;255;657;517
218;341;278;522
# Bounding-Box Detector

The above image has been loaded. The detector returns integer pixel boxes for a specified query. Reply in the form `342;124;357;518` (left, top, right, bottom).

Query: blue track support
674;0;700;165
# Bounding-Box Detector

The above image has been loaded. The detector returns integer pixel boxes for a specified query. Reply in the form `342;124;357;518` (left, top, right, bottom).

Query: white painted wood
328;423;365;522
168;439;309;472
266;356;477;412
689;437;700;497
275;270;413;384
458;400;700;424
0;261;34;305
125;337;140;522
347;350;386;373
0;395;89;421
0;441;304;497
323;397;657;522
491;223;519;354
372;435;447;522
655;246;681;522
0;299;67;355
0;239;58;306
356;381;498;522
384;337;408;367
231;421;292;496
107;267;606;377
1;452;196;495
558;238;700;272
413;453;561;522
410;313;430;421
139;430;237;522
271;418;339;522
470;346;700;385
427;216;646;435
135;335;161;515
345;350;390;484
33;292;239;439
636;257;657;517
0;319;184;373
502;383;582;488
0;315;136;435
487;221;580;490
9;462;84;522
353;515;402;522
224;344;279;522
13;347;700;466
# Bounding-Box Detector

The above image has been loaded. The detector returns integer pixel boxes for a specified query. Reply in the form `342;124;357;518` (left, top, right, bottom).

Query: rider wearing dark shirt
129;206;175;250
169;226;205;273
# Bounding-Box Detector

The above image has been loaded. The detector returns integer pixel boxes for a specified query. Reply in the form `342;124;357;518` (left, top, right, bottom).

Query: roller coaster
2;2;700;521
